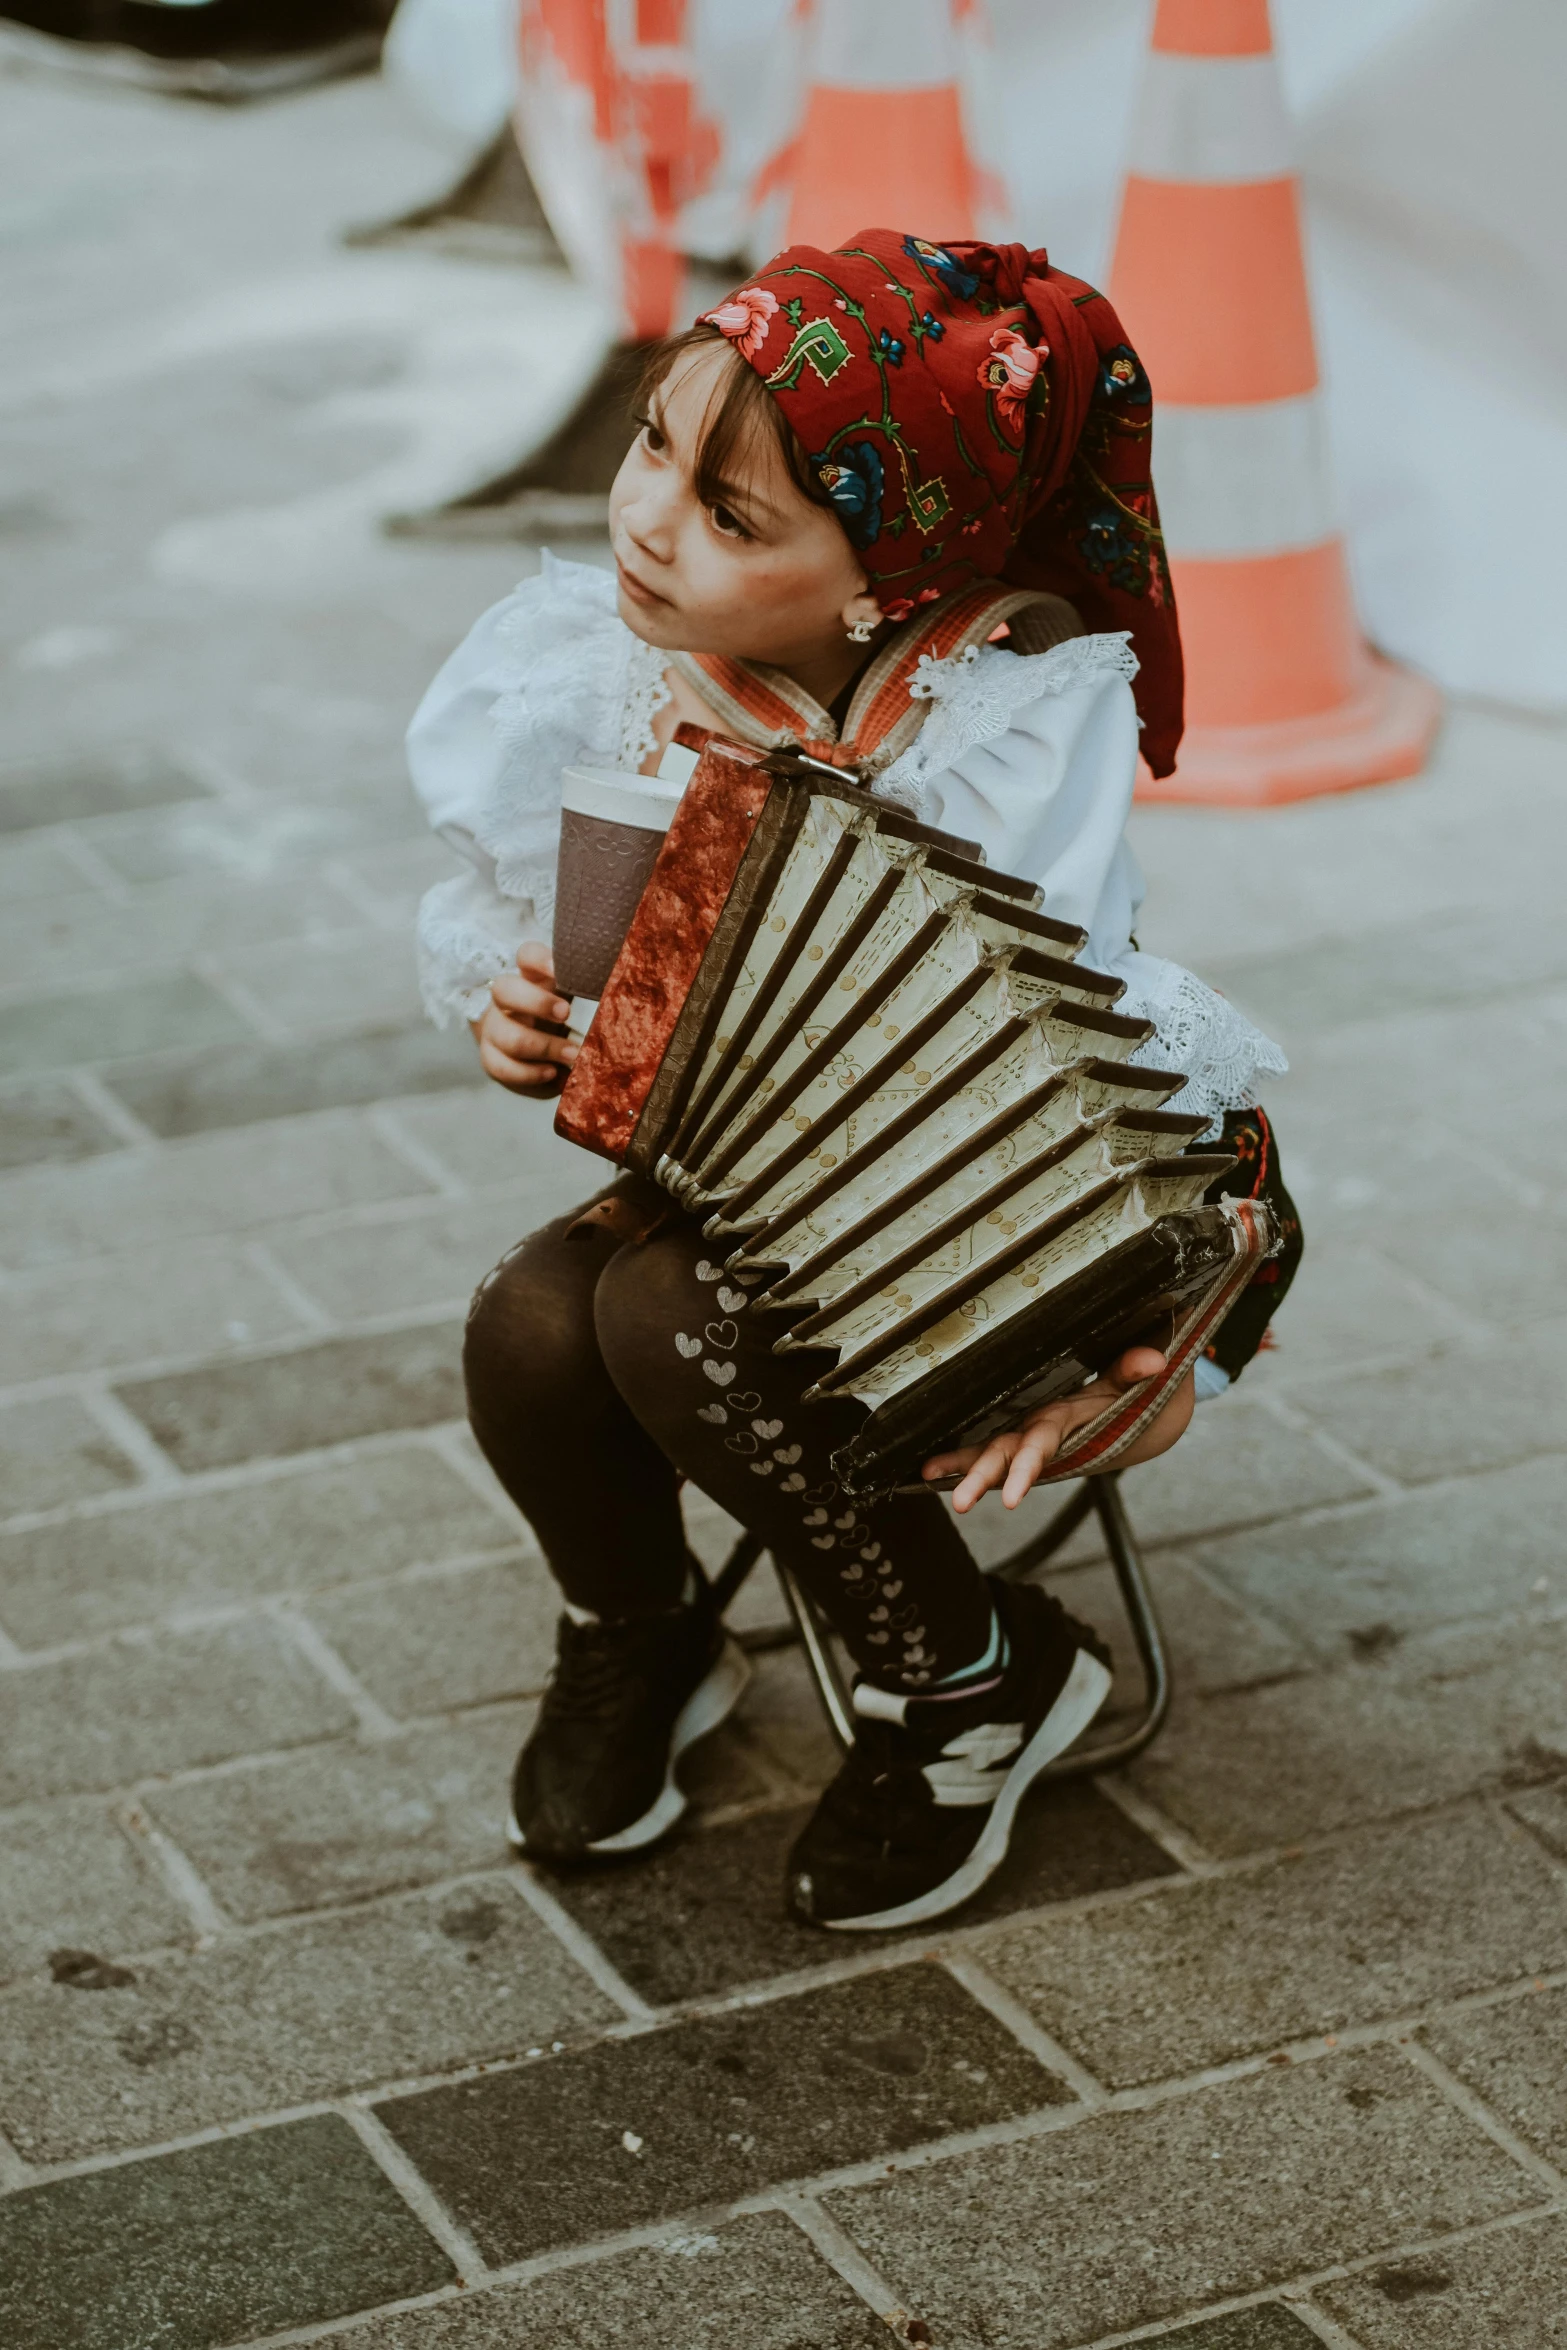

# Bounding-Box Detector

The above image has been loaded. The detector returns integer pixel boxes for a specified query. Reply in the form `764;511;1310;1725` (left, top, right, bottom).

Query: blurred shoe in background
0;0;394;98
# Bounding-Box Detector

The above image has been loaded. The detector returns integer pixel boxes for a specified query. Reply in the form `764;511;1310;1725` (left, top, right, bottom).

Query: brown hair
635;323;836;519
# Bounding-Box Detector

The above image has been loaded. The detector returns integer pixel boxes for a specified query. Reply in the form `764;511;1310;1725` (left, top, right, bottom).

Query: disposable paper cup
553;764;683;1000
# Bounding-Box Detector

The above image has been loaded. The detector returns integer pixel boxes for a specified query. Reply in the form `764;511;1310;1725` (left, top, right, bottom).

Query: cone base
1137;651;1442;808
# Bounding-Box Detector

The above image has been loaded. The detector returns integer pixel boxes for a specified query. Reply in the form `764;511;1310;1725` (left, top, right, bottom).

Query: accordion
556;739;1278;1496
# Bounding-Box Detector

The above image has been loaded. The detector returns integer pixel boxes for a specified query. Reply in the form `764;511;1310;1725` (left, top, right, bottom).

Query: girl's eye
709;504;750;540
638;416;666;453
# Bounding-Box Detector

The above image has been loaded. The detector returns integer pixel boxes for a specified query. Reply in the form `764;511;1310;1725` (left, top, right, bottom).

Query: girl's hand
470;943;579;1097
922;1345;1195;1514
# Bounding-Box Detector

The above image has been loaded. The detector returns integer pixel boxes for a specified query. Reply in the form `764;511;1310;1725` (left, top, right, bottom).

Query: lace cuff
1117;954;1289;1138
417;868;529;1029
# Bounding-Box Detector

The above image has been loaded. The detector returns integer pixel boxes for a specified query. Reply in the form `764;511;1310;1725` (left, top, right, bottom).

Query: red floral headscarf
702;230;1184;778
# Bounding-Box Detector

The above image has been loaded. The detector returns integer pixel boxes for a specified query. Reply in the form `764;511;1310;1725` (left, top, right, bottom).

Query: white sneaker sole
821;1646;1114;1932
507;1634;752;1858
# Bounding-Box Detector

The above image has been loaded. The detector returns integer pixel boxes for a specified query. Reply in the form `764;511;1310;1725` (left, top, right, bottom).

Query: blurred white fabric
383;0;519;147
989;0;1567;712
386;0;1562;706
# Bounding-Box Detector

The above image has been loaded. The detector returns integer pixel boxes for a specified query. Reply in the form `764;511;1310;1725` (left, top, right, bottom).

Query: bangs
636;325;834;519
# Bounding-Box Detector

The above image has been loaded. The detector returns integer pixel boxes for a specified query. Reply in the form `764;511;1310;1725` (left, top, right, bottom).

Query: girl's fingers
951;1436;1018;1514
515;939;559;986
477;1038;565;1096
922;1445;981;1480
484;1008;578;1066
1001;1418;1064;1508
491;971;571;1026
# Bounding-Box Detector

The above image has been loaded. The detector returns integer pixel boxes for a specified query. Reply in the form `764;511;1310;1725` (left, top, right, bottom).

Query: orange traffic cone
1111;0;1441;805
762;0;985;253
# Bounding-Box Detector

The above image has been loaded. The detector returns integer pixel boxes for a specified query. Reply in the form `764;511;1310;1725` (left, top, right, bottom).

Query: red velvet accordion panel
554;742;770;1164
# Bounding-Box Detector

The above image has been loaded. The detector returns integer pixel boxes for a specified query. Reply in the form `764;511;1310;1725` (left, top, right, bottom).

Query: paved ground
4;60;1567;2350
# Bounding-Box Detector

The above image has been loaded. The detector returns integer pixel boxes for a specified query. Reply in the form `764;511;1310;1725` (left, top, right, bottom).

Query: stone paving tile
0;1620;354;1806
0;2114;453;2350
0;1233;312;1382
977;1807;1567;2088
0;1107;434;1272
1105;1396;1378;1552
0;971;252;1080
1373;1198;1567;1335
0;872;357;994
0;1799;191;1983
0;1074;122;1170
0;1394;139;1515
0;746;208;835
142;1710;525;1921
330;833;459;925
0;1448;502;1647
0;1877;614;2161
1056;1549;1310;1702
948;1396;1368;1582
1151;2313;1321;2349
1129;1616;1567;1856
1425;1982;1567;2170
271;1195;553;1324
379;1962;1067;2265
81;794;407;887
1247;1239;1473;1378
387;1085;593;1216
1205;908;1567;1038
334;2210;888;2349
546;1785;1180;2006
309;1560;562;1718
825;2047;1541;2350
106;1020;476;1139
117;1321;466;1472
1282;1131;1484;1253
224;930;427;1038
737;1646;852;1790
1286;1329;1567;1485
0;832;89;902
1509;1779;1567;1860
1316;2214;1567;2346
1194;1454;1567;1661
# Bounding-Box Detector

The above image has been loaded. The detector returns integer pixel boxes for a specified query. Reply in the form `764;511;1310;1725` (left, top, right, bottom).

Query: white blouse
407;550;1285;1137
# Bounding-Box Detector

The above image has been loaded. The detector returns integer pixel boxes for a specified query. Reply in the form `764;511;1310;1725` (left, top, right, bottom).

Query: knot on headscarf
700;228;1184;778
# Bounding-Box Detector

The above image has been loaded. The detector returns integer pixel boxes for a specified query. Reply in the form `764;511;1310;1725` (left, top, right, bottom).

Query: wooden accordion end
557;739;1279;1496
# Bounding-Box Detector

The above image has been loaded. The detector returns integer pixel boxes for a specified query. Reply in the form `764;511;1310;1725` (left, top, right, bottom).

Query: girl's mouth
616;556;671;610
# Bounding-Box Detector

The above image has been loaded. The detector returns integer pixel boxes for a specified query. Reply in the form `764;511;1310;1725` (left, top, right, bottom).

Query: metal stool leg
1036;1475;1170;1778
704;1471;1172;1771
774;1557;856;1750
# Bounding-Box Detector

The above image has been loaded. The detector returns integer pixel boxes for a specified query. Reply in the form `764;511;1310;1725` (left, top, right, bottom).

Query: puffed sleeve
883;636;1287;1137
405;553;630;1027
407;594;535;1027
885;638;1148;967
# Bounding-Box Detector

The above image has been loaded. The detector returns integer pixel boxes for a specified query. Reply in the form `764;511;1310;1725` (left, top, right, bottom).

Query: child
408;233;1301;1931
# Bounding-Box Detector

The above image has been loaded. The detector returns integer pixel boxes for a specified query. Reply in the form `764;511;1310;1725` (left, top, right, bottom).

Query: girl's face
608;340;877;668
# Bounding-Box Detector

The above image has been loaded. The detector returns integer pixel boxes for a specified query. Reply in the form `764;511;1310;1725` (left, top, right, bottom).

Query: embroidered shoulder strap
667;585;1080;775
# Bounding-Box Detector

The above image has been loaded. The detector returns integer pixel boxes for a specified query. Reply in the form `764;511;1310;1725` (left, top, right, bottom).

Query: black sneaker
508;1589;750;1863
787;1577;1112;1931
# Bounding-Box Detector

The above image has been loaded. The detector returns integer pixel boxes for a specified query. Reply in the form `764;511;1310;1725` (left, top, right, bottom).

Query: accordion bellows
558;742;1277;1493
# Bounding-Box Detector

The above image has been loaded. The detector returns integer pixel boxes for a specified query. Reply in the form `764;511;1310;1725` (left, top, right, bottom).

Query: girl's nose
622;472;681;565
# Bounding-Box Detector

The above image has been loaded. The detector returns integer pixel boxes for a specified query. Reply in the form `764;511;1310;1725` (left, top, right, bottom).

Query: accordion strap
668;584;1082;775
1033;1200;1275;1483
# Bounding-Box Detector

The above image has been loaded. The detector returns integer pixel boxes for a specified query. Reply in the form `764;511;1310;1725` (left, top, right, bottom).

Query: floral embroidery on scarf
979;326;1046;440
701;285;778;360
901;234;981;302
814;441;885;548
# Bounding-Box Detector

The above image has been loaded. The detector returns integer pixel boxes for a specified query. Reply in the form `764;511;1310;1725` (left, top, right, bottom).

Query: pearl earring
845;615;876;644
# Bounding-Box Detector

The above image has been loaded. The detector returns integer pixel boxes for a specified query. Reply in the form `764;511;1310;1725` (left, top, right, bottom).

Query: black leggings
463;1189;993;1688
